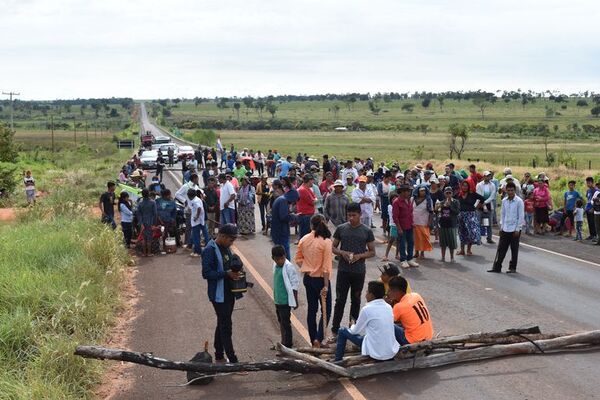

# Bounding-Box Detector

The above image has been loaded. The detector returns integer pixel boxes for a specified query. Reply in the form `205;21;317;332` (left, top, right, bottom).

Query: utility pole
51;115;55;152
2;91;20;132
85;118;89;142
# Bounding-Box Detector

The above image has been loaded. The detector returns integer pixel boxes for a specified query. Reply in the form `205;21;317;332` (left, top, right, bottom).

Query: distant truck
141;130;154;148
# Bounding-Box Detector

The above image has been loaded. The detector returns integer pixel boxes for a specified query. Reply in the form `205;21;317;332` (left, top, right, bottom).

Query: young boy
574;199;585;242
524;191;535;235
272;245;300;348
379;262;411;299
559;180;582;236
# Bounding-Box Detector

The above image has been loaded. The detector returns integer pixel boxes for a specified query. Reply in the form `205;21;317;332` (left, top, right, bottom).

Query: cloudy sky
1;0;599;100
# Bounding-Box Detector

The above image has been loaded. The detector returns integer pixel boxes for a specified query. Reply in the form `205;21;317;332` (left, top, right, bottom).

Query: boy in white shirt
334;281;399;361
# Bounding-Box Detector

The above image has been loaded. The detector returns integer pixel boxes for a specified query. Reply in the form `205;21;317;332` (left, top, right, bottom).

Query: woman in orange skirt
413;186;433;258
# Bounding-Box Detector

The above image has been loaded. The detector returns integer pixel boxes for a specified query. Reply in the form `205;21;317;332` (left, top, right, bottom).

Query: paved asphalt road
111;105;600;400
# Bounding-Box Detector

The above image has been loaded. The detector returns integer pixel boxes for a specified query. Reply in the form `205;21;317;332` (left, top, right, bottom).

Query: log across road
107;105;600;400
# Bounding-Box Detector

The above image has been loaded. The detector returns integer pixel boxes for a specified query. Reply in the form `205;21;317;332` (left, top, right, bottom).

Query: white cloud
0;0;599;99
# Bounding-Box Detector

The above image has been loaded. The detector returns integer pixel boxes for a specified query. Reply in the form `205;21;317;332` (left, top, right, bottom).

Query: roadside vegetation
0;110;135;398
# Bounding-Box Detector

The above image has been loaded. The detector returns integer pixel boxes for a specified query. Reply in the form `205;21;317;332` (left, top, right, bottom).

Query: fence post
589;160;592;170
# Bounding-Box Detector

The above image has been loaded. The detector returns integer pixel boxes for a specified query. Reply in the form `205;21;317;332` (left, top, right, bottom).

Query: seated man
387;276;433;346
334;281;399;361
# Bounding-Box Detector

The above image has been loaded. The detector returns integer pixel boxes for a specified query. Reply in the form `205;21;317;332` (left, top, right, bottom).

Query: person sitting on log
387;276;433;346
334;281;399;361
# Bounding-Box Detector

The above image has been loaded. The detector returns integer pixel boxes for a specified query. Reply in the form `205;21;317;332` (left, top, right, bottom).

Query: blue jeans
220;208;235;225
303;275;332;343
479;210;492;241
398;228;414;262
335;327;363;361
394;324;409;346
201;223;210;244
298;214;312;240
525;212;534;234
191;224;202;254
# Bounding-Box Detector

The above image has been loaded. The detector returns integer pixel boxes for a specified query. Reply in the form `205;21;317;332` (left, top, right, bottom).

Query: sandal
456;251;465;256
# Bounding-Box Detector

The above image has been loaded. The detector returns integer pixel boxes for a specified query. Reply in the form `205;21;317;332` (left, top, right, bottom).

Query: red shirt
319;180;332;196
392;196;413;230
297;185;316;215
524;198;535;214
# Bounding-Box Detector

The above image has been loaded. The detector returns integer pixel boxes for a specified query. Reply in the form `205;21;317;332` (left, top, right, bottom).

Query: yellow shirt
295;234;333;277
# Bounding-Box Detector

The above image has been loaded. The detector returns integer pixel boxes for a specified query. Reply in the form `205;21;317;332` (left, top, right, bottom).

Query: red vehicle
177;145;195;160
141;131;154;148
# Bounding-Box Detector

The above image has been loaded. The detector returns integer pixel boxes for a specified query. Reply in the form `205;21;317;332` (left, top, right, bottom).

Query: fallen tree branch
276;344;351;377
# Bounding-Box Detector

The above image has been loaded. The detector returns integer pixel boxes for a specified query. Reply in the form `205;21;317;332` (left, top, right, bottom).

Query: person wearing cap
218;173;237;225
500;174;522;199
344;174;356;202
488;182;524;274
379;262;411;298
202;224;241;363
297;174;317;240
392;185;419;268
476;171;497;244
271;185;299;259
324;180;349;227
352;176;376;228
415;170;434;186
436;187;460;262
236;176;256;235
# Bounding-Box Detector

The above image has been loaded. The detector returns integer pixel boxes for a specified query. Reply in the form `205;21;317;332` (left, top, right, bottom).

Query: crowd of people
97;142;600;363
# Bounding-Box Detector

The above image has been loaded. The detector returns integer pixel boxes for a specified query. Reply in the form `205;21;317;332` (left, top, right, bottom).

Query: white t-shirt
574;208;584;222
190;197;205;226
220;181;236;210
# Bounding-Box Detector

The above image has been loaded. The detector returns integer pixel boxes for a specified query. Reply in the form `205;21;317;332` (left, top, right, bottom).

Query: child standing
272;245;299;348
524;191;535;235
23;170;36;205
382;193;399;261
574;199;585;242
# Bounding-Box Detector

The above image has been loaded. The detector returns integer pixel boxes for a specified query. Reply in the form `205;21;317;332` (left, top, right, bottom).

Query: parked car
140;150;159;170
160;143;179;157
177;145;195;160
154;136;171;145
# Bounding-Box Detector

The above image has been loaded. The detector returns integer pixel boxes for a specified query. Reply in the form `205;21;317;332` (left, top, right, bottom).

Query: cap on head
379;262;400;277
503;167;512;175
333;180;344;187
219;223;238;237
444;186;453;193
483;170;492;177
358;176;368;183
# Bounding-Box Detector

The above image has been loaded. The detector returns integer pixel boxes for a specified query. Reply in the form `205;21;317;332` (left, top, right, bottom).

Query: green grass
0;199;130;399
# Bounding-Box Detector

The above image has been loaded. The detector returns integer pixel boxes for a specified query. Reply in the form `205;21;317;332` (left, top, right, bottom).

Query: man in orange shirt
387;276;433;345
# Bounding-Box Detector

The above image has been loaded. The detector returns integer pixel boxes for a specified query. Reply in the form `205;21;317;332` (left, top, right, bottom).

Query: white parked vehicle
140;150;159;170
177;145;195;161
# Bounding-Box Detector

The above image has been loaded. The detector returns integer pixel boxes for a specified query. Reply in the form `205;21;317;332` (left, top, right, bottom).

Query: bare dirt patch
0;208;17;222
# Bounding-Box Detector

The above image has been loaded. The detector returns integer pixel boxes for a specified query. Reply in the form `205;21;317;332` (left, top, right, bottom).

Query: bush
0;162;18;196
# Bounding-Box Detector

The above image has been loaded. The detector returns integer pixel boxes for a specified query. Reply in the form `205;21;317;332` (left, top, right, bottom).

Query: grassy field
168;98;600;132
1;121;133;398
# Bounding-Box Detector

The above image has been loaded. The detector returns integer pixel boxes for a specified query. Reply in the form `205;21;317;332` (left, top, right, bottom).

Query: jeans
275;304;293;348
102;215;117;230
394;324;410;346
273;237;291;260
479;210;492;241
575;221;583;240
397;228;414;262
303;275;332;343
298;214;312;240
185;212;192;246
331;271;365;334
121;221;133;247
201;223;210;244
525;212;534;234
191;224;202;254
211;297;238;363
335;327;363;361
220;208;235;225
259;202;268;229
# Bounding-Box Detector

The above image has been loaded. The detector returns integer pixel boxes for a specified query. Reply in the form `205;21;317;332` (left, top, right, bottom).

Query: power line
2;91;20;132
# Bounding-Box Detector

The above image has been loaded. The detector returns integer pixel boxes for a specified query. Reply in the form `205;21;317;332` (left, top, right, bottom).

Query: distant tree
329;104;341;121
593;96;600;105
158;99;168;107
233;102;241;121
0;123;18;163
545;106;556;118
243;97;254;111
591;106;600;117
448;123;469;159
417;124;429;135
437;96;445;112
216;98;229;109
266;103;278;119
349;96;357;111
161;107;171;117
172;98;181;107
401;103;415;113
576;99;588;108
473;97;490;119
109;108;119;118
421;98;431;108
368;100;381;116
194;97;203;107
383;93;392;103
255;99;266;119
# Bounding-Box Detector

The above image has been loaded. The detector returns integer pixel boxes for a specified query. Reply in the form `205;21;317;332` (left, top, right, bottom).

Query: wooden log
347;331;600;379
398;326;542;353
276;344;352;377
74;346;323;375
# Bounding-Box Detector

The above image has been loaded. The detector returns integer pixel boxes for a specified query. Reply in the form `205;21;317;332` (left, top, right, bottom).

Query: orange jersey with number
393;292;433;343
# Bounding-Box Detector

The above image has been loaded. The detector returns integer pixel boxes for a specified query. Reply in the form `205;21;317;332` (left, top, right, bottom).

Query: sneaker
190;253;200;258
407;259;420;268
400;261;410;269
486;239;495;244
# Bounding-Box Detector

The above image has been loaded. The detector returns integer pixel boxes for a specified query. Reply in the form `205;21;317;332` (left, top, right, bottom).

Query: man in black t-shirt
99;181;116;229
330;203;376;336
